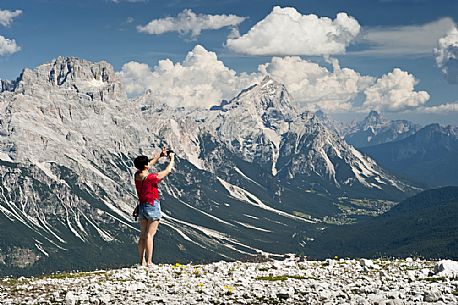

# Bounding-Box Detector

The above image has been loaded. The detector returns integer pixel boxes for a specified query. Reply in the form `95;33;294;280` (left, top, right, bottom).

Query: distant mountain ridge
343;111;421;148
361;123;458;187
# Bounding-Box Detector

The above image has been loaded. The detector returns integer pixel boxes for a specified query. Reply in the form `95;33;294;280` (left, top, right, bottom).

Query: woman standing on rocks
134;148;175;267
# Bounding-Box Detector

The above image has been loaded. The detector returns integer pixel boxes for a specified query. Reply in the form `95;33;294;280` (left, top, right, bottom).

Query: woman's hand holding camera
159;147;167;158
159;147;174;159
155;147;175;179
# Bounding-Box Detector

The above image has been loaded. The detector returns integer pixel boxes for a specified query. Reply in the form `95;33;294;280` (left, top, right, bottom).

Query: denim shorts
138;200;161;221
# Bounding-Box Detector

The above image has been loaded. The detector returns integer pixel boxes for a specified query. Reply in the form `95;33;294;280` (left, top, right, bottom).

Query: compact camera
161;149;174;157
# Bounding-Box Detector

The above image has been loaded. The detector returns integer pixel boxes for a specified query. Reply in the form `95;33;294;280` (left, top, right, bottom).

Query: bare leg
145;220;160;266
138;219;148;266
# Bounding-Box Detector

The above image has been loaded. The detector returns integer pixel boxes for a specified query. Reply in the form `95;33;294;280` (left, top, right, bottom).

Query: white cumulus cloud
119;45;433;115
137;9;246;38
226;6;360;56
363;68;430;112
118;45;259;108
434;26;458;84
417;102;458;113
0;9;22;27
0;35;20;56
259;56;373;112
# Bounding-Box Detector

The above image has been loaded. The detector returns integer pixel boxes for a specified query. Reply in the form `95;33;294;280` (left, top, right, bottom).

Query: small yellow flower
224;285;234;295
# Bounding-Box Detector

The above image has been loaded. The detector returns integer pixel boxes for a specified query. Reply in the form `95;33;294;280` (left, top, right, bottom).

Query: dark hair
134;155;149;170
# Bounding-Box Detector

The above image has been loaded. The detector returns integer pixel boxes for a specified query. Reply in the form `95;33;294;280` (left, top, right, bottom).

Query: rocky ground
1;256;457;305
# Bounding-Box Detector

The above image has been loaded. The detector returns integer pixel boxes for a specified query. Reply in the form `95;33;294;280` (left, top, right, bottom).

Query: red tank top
135;173;161;205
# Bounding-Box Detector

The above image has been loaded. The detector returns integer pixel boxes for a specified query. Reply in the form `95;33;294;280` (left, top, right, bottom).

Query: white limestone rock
434;260;458;278
65;291;76;305
360;258;380;269
423;288;442;302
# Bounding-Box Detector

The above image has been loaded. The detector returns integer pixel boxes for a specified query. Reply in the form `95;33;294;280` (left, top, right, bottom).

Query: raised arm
148;147;166;166
157;152;175;180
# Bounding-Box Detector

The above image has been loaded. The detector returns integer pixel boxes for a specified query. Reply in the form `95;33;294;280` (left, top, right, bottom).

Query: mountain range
329;110;458;188
343;111;421;148
361;123;458;187
0;57;455;275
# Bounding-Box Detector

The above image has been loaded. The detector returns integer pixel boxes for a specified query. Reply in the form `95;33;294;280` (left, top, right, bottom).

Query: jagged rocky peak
47;56;115;86
367;110;381;118
310;110;344;135
362;110;387;126
216;76;301;141
311;110;331;127
14;56;126;101
224;76;297;116
343;110;421;148
295;111;339;137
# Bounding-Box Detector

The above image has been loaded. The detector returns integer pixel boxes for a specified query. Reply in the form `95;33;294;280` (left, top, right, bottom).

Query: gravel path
1;257;457;304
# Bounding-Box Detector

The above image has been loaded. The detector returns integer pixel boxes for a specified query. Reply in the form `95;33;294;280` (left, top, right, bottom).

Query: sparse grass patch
1;278;30;286
45;272;81;280
289;275;307;279
423;277;446;283
452;290;458;296
374;258;392;265
404;266;421;271
40;270;106;280
256;275;289;281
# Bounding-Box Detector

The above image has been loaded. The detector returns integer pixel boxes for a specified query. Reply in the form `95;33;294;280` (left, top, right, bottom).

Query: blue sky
0;0;457;125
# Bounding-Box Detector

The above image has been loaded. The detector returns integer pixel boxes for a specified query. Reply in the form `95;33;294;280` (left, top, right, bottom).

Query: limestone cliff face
13;56;126;102
0;58;151;275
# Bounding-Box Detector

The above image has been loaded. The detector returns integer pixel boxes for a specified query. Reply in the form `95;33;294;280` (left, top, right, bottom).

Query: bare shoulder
134;171;143;181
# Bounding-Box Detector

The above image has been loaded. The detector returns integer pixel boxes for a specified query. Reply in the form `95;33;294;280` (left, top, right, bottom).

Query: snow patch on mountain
234;221;272;233
217;177;315;223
